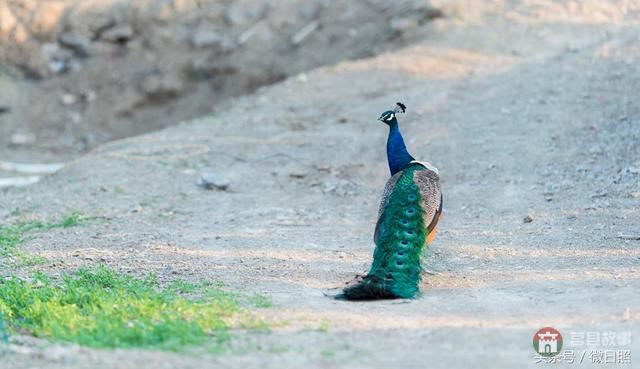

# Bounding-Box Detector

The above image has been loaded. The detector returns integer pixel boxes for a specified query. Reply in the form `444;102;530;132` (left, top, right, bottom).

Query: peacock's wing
374;163;442;244
412;166;442;243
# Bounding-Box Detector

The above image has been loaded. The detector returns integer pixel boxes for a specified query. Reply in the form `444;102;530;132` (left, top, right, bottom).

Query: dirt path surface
2;1;640;368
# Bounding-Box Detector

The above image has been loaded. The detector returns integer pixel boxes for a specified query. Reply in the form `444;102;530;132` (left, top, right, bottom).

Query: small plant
58;212;85;228
0;266;270;351
0;225;22;257
0;212;88;265
317;319;330;332
321;349;335;358
248;294;273;308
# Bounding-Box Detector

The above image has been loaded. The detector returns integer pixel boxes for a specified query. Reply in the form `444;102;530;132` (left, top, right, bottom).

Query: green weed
0;266;270;351
317;319;330;332
248;294;273;308
0;212;87;264
321;349;335;358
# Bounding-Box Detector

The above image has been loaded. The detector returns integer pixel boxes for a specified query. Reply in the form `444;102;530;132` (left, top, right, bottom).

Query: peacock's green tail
343;163;428;299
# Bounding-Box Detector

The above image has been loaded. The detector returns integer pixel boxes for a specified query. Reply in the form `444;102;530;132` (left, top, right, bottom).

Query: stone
626;166;640;175
190;29;234;51
322;179;357;196
289;170;308;179
390;17;418;34
61;93;77;105
48;59;68;74
10;132;35;145
543;183;557;195
83;90;97;102
523;215;534;223
58;33;91;57
591;191;608;198
41;42;60;57
101;24;134;43
139;74;184;101
197;170;230;190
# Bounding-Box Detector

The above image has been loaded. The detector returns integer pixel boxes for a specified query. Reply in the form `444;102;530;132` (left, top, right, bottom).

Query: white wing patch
411;160;439;175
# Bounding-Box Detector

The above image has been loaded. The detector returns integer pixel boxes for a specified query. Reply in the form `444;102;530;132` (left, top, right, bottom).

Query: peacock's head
377;102;406;125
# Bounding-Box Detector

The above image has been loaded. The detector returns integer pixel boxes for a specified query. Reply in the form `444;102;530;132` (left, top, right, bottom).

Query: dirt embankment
0;0;441;165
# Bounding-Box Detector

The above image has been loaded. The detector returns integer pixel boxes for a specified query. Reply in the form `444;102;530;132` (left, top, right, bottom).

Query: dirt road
2;1;639;368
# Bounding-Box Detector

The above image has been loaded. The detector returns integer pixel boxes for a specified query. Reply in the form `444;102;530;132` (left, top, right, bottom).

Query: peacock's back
343;161;442;299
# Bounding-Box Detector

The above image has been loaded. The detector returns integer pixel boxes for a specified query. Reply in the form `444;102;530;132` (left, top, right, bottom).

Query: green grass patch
0;266;270;351
248;294;273;308
0;212;87;265
317;318;330;332
321;349;335;358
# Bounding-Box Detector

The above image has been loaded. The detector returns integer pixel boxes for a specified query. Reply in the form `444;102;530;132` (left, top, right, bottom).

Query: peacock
342;102;442;299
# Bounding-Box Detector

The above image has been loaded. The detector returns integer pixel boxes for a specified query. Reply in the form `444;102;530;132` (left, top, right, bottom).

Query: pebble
48;59;68;74
591;191;608;198
196;170;230;191
617;235;640;241
140;74;184;100
101;24;134;43
61;93;77;105
565;45;580;53
626;166;640;175
543;183;556;196
190;29;234;51
589;145;603;155
41;42;60;57
390;17;418;34
82;90;97;102
10;132;36;145
58;32;91;57
289;170;308;179
322;179;357;196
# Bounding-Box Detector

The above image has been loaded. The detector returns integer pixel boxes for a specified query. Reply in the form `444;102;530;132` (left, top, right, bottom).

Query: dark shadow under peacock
341;102;442;300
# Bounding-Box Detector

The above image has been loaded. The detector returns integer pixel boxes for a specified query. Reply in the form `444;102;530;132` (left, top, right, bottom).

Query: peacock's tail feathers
343;164;429;300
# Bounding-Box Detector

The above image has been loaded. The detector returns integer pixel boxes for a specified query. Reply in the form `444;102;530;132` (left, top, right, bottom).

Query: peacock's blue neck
386;120;414;176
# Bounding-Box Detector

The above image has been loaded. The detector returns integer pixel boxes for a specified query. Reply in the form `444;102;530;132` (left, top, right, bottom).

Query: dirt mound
0;0;442;164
